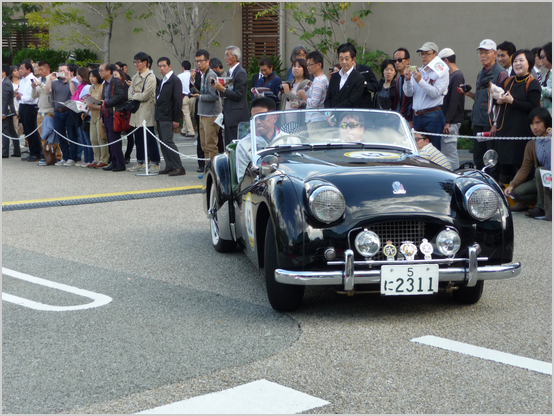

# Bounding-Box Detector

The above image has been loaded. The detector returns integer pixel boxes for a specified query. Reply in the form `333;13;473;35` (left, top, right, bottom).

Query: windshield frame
248;108;417;169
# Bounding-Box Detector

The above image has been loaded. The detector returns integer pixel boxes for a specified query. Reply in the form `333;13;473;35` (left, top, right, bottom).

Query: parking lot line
412;335;552;375
136;379;330;414
2;267;112;311
2;185;202;206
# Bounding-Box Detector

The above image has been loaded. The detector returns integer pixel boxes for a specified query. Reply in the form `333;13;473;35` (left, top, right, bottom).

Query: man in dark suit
324;43;365;110
155;57;185;176
214;45;250;146
100;63;127;171
347;42;380;109
2;64;19;158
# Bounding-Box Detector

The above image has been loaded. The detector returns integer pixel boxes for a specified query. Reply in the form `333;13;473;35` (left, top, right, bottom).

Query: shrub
12;48;99;70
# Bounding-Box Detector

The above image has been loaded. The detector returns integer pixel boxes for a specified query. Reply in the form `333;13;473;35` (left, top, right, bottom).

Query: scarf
71;83;86;101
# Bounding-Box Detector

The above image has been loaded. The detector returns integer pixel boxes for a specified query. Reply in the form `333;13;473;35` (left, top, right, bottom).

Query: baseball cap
416;42;438;53
476;39;497;51
438;48;455;59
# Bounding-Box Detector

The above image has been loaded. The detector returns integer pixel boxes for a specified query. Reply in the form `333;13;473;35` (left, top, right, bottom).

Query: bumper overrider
275;244;521;290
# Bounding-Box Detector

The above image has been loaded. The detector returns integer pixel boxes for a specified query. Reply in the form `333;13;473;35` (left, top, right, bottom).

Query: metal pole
136;120;158;176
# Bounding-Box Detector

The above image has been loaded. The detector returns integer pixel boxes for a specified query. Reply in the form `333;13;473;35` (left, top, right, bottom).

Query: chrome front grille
353;221;426;261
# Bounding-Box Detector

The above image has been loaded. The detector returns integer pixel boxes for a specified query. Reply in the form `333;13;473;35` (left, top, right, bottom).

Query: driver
236;96;285;182
339;112;365;142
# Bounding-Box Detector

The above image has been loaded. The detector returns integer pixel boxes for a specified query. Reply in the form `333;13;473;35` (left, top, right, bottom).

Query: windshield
248;109;415;157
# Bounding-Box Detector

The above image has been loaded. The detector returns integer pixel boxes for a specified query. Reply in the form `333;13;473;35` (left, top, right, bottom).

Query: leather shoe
168;167;186;176
525;206;545;218
112;165;126;172
509;202;529;212
95;162;108;168
26;156;41;162
196;167;204;173
102;163;115;171
11;154;21;157
158;167;175;175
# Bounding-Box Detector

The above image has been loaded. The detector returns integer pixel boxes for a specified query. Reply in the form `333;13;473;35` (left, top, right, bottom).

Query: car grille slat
360;221;426;261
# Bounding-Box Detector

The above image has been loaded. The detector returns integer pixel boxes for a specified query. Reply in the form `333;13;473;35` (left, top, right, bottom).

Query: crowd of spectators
2;39;552;219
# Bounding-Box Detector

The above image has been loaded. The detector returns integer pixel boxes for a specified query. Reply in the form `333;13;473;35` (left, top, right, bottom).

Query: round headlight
355;230;381;258
309;186;345;223
464;184;500;220
436;228;461;257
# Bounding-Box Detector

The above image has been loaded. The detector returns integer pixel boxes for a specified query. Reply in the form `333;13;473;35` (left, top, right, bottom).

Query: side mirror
482;149;498;172
260;154;280;178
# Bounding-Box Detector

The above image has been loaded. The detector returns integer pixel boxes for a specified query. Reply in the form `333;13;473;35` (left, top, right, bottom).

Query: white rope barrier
1;122;42;140
411;129;551;141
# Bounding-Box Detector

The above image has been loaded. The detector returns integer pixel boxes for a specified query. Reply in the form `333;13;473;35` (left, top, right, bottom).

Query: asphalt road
2;138;551;414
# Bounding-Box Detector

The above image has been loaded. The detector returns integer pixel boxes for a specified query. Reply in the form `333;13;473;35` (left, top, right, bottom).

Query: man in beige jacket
128;52;160;173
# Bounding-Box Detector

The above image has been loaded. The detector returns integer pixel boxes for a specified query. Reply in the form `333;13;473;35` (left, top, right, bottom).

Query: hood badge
392;181;406;195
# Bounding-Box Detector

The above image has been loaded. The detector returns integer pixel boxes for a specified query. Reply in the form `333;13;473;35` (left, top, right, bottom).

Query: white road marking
2;267;112;311
412;335;552;376
136;379;330;414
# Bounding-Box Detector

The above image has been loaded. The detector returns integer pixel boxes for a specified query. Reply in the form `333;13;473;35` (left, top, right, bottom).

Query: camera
190;87;199;94
210;78;215;84
457;84;472;94
278;81;293;92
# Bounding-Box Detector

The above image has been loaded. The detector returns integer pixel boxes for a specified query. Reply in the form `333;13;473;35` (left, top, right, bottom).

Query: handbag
125;73;152;113
113;109;131;132
44;143;57;165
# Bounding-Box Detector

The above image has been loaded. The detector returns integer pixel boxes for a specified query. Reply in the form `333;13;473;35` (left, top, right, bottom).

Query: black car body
202;109;521;311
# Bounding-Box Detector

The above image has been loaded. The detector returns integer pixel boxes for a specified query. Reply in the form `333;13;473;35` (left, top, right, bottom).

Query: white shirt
339;66;354;90
228;62;240;78
157;70;174;99
403;58;449;111
177;70;191;95
18;73;39;105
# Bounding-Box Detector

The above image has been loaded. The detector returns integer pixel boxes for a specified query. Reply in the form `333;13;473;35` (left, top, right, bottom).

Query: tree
28;2;137;63
2;3;44;57
137;2;238;63
256;2;375;67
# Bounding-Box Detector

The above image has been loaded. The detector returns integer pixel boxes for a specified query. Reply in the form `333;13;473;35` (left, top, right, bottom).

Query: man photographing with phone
403;42;449;151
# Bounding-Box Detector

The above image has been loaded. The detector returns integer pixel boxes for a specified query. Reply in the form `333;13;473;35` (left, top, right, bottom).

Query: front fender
203;153;233;214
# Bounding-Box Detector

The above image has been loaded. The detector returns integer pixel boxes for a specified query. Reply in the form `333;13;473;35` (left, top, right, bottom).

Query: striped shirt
305;74;329;123
419;143;452;170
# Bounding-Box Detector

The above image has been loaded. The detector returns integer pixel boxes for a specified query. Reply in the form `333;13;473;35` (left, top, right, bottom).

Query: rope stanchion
136;120;159;176
1;122;42;140
411;129;551;141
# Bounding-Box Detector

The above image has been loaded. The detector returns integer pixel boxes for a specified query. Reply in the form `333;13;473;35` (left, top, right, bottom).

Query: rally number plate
380;264;439;295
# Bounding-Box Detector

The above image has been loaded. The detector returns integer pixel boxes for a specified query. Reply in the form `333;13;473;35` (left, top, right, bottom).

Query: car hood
275;147;457;219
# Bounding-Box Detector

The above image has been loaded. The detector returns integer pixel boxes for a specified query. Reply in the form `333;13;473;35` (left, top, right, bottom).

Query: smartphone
329;68;333;72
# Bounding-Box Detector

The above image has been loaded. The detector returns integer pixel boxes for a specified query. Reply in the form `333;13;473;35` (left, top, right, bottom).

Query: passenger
236;96;284;183
414;130;452;170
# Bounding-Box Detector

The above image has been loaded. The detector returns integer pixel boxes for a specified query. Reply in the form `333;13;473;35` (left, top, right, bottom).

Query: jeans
53;110;79;161
413;110;445;151
77;125;94;163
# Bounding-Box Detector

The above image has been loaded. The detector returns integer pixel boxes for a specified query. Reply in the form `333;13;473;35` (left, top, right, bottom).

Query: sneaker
63;159;76;167
81;162;94;168
147;164;160;173
38;159;47;166
55;160;67;166
128;163;146;172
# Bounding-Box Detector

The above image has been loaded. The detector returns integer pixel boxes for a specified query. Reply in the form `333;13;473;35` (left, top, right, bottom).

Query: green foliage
11;48;99;69
356;49;390;75
247;55;285;80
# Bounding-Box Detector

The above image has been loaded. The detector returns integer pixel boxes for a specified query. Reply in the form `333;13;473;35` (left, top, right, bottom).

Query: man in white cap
437;47;465;170
403;41;449;151
463;39;508;176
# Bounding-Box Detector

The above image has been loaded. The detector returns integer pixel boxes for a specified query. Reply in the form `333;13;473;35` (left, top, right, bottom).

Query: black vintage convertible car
202;109;521;311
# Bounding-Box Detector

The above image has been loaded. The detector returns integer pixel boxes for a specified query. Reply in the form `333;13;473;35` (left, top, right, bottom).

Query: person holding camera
190;49;222;170
278;58;310;111
464;39;509;175
438;47;465;170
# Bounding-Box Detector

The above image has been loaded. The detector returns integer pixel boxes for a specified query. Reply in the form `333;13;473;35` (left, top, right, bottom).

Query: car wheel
264;218;305;312
209;182;236;253
452;280;484;304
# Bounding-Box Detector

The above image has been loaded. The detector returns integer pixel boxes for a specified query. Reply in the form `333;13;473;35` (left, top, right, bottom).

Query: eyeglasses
340;122;361;129
195;59;207;64
419;51;436;57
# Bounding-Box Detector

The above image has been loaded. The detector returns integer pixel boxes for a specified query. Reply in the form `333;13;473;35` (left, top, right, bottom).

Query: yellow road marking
2;185;203;206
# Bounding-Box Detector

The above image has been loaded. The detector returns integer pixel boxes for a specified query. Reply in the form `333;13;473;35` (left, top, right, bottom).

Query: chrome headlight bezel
463;184;500;221
308;185;346;224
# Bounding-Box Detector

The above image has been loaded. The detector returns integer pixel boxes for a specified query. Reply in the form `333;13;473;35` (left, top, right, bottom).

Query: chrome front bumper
275;245;521;290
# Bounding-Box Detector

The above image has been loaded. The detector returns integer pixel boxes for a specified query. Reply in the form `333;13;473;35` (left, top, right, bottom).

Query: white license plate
381;264;439;295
